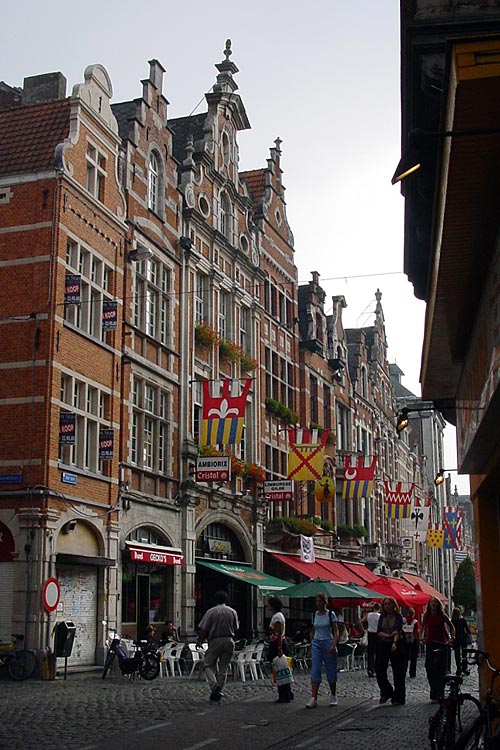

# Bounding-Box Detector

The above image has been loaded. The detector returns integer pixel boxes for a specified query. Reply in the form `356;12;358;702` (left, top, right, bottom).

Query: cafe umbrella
282;578;368;599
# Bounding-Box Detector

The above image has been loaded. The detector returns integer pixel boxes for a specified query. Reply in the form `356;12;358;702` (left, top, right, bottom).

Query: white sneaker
330;696;338;706
306;698;318;709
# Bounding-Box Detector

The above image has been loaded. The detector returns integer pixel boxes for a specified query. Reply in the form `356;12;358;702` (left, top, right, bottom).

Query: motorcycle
101;622;160;680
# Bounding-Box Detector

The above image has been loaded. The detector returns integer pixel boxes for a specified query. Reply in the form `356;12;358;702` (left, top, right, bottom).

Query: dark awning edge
56;553;115;567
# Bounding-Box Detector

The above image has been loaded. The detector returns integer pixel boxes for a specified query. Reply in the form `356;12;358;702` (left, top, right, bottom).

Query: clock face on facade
252;247;259;267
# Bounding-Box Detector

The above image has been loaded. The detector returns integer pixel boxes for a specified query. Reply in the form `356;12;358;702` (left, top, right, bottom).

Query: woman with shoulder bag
375;596;407;705
267;596;293;703
306;592;339;708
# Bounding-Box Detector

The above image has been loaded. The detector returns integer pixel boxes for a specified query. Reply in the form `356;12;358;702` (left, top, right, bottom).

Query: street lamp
434;468;458;487
396;405;433;433
391;127;500;185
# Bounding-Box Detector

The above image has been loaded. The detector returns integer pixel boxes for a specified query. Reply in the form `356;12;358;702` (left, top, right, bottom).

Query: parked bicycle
429;646;481;750
454;649;500;749
0;634;37;681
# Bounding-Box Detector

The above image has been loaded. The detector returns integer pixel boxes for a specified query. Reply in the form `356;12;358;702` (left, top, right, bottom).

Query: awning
315;559;358;583
196;560;289;593
341;561;380;585
268;552;337;580
402;572;446;604
56;553;115;567
125;541;184;566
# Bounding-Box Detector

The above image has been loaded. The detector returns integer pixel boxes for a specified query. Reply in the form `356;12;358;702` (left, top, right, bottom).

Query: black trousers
405;640;419;677
367;632;377;675
375;641;407;704
453;643;468;675
425;642;449;699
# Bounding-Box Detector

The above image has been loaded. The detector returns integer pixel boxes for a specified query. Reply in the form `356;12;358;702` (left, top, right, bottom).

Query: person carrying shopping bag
267;596;293;703
306;592;339;708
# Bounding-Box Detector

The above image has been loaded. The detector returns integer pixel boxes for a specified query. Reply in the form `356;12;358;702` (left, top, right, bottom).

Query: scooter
101;622;160;680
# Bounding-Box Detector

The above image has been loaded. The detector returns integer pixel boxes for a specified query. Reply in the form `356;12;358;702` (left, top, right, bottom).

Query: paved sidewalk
0;660;480;750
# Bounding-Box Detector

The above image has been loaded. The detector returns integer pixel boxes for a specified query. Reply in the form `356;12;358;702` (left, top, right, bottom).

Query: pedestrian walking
374;596;407;705
306;592;339;708
267;596;293;703
359;602;380;677
421;596;455;702
196;590;239;702
451;606;471;676
401;607;420;678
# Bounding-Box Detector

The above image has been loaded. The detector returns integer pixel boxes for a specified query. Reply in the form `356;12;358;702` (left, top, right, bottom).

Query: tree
452;557;477;614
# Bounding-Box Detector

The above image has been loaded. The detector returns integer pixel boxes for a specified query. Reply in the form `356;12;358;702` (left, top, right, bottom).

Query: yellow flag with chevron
427;524;444;548
287;429;328;481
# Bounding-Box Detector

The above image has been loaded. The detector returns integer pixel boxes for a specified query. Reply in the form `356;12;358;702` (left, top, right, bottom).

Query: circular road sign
42;578;60;612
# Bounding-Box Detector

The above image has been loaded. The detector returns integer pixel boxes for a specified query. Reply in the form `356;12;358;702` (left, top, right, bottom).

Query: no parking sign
42;578;60;612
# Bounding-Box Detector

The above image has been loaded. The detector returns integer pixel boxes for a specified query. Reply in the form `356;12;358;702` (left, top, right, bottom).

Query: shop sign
64;274;81;305
102;300;118;330
196;455;231;482
208;539;232;554
264;480;293;502
99;428;114;460
128;545;184;566
59;412;76;445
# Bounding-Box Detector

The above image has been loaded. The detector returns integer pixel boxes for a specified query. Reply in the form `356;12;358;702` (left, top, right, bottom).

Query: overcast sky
1;0;468;492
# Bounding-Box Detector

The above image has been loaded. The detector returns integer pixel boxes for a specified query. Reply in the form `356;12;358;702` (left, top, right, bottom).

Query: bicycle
0;633;37;680
429;646;482;750
455;649;500;749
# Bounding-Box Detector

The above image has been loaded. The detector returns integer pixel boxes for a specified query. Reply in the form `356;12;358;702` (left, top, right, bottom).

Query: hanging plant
218;338;241;363
195;322;218;349
230;455;245;476
242;460;265;485
239;352;258;371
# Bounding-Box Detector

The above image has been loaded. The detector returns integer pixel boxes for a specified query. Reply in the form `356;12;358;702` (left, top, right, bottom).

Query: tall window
310;375;318;423
131;377;170;473
64;239;114;342
148;152;160;213
194;273;206;324
240;306;249;352
218;291;228;338
133;256;172;345
59;373;111;473
220;193;231;240
265;346;293;407
360;365;368;399
86;144;106;201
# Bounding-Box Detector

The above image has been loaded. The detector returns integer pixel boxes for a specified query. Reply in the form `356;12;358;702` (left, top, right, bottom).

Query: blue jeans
310;638;337;684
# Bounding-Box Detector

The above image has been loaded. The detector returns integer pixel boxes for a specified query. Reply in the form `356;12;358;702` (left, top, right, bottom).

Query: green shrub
267;516;317;536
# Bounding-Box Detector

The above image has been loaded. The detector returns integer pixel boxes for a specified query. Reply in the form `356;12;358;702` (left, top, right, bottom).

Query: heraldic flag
384;482;414;518
287;428;328;481
200;378;252;446
443;507;463;550
409;502;430;541
342;456;377;500
427;524;444;548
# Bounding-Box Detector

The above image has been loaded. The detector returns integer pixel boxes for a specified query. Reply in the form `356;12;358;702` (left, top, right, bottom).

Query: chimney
23;72;67;104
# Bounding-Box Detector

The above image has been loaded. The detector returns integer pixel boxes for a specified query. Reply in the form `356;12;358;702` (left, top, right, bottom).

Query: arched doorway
0;521;15;638
195;523;251;638
122;527;183;641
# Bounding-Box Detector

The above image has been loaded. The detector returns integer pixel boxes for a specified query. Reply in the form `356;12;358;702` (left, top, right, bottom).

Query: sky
1;0;468;493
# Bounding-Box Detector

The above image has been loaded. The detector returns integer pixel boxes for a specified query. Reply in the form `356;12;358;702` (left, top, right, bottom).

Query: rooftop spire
213;38;239;93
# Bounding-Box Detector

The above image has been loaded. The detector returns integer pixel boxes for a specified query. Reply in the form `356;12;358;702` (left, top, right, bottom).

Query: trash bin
53;621;76;658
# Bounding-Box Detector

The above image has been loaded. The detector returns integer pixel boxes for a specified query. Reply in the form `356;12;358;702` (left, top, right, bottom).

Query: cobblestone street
0;660;480;750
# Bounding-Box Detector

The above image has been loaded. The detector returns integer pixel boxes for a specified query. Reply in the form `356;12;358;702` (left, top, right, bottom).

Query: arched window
148;152;160;213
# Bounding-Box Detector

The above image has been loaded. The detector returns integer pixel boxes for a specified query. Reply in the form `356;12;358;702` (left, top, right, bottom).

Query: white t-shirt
367;611;380;633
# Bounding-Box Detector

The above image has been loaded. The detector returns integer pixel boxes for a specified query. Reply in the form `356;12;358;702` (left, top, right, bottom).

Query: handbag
272;654;294;686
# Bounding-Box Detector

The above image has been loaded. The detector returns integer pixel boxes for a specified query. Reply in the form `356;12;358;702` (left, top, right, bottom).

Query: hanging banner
59;412;76;445
315;475;335;502
384;482;414;518
427;524;444;548
98;428;114;460
200;379;252;446
341;456;377;500
64;274;81;305
102;300;118;330
409;504;430;541
287;429;328;481
300;534;315;563
443;507;463;550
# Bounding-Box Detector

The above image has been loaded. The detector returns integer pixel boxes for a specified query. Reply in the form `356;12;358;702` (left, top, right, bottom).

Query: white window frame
133;255;172;345
131;377;171;474
86;144;106;201
148;152;159;212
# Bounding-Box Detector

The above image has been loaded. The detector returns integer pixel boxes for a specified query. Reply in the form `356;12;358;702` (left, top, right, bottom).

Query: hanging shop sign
126;542;184;566
264;480;293;502
196;456;231;482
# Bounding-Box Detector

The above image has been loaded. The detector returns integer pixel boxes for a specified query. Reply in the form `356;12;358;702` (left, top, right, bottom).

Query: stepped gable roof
111;100;136;140
240;169;265;205
0;98;70;177
168;113;206;165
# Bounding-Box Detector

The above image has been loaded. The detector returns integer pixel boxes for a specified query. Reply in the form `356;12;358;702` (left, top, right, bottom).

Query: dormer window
148;151;160;213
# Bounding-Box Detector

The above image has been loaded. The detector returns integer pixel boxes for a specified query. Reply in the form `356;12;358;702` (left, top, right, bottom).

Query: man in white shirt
359;602;380;677
196;590;239;702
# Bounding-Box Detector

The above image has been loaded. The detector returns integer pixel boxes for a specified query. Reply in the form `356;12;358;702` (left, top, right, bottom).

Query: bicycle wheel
139;653;160;681
102;650;115;679
430;705;451;750
8;649;37;680
455;716;485;750
456;695;482;739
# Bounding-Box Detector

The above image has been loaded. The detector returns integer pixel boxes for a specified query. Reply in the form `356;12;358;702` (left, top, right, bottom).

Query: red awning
370;576;429;608
339;561;379;585
125;541;184;566
402;572;446;604
314;559;359;583
269;552;332;580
